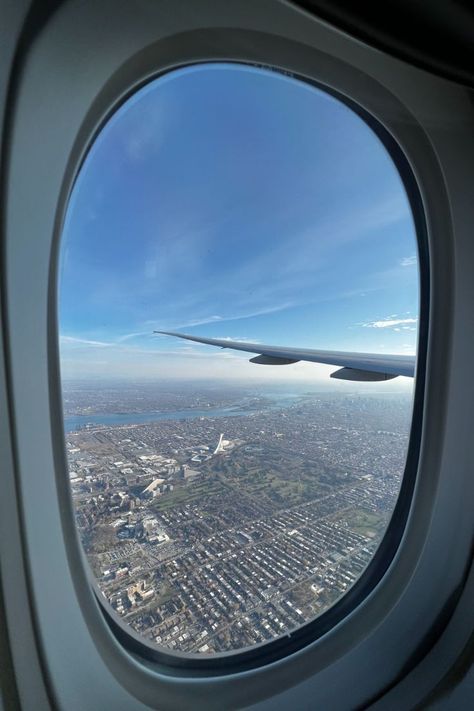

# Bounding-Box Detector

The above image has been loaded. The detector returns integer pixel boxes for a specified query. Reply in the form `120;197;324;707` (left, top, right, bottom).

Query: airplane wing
155;331;415;381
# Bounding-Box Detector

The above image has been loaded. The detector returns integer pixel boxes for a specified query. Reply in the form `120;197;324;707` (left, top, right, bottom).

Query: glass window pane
59;63;419;655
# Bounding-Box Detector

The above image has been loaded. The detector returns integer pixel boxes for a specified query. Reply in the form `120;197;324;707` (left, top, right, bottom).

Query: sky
59;63;419;384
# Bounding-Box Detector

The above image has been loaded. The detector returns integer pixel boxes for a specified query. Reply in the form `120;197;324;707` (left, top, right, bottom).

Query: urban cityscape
64;380;412;655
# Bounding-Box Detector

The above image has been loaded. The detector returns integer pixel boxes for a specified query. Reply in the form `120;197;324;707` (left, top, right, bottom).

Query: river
63;394;301;433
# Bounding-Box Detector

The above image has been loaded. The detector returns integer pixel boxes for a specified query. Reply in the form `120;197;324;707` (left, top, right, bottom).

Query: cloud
146;303;295;331
132;189;412;332
60;335;112;348
171;315;224;329
116;331;153;343
178;303;294;327
226;194;411;296
60;330;247;363
124;103;166;164
361;317;418;330
400;255;417;267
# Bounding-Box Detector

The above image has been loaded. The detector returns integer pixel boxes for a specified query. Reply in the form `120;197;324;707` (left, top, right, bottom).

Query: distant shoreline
63;395;299;433
63;391;411;433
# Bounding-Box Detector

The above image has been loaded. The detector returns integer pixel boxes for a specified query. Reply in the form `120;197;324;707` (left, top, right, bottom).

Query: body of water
64;395;300;433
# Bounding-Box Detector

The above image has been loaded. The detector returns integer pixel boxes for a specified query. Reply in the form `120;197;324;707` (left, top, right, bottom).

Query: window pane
59;64;419;655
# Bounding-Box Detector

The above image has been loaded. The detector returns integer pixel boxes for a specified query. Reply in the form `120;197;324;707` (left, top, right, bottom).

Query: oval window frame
55;58;429;673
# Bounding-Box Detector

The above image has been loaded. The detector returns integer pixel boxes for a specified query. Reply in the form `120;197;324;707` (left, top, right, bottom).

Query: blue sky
59;63;419;383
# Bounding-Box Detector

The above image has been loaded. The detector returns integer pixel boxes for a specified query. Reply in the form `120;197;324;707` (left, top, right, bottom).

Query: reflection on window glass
59;64;419;655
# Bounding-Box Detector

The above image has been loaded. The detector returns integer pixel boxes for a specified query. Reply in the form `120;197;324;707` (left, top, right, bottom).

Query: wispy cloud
130;190;412;333
60;331;246;362
116;331;153;343
146;302;295;331
124;102;166;164
400;255;417;267
168;315;224;329
60;335;112;348
361;316;418;331
226;193;411;294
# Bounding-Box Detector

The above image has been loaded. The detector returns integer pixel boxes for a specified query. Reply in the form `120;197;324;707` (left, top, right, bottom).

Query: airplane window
58;63;419;656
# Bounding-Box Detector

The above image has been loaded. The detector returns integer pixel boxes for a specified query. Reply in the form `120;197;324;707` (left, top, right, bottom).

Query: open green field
152;478;227;511
151;445;335;515
346;509;386;536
